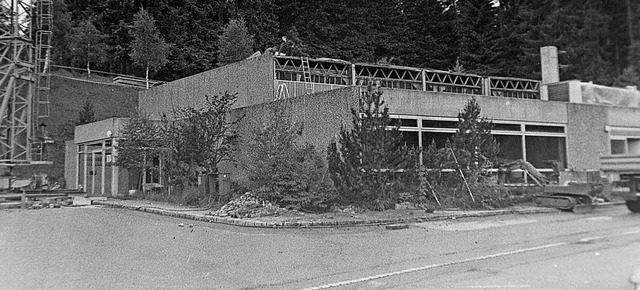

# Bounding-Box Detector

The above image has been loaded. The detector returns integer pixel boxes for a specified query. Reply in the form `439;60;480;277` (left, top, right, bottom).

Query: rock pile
209;192;283;218
29;197;72;209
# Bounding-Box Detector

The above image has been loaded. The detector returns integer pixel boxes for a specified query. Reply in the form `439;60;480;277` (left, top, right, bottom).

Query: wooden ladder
301;57;313;94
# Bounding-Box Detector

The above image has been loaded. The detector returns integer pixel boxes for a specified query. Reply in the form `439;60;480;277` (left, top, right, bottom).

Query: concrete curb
92;200;597;229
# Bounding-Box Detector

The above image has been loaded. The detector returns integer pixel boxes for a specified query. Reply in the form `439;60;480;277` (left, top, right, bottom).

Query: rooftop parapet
274;55;541;100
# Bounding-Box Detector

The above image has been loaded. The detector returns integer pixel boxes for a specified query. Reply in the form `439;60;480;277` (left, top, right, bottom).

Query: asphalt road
0;205;639;290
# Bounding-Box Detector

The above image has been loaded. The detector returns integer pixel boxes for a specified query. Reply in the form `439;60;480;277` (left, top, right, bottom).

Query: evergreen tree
327;85;417;210
399;0;458;69
51;0;73;66
614;66;640;88
153;2;222;80
456;0;500;75
217;18;255;66
521;0;615;84
77;101;97;125
68;19;109;77
229;0;280;52
130;9;170;89
451;98;499;170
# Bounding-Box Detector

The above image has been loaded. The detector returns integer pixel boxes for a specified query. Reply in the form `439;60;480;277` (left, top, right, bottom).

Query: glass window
525;136;566;169
422;120;458;129
525;125;564;133
390;118;418;127
629;139;640;154
493;123;521;131
611;139;626;155
400;131;419;148
422;132;454;148
494;135;523;162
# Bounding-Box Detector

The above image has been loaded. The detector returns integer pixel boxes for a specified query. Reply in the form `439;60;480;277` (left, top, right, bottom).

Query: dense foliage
218;18;255;66
422;99;513;209
114;113;163;190
166;93;242;178
129;9;170;88
328;86;418;210
243;102;334;211
51;0;640;86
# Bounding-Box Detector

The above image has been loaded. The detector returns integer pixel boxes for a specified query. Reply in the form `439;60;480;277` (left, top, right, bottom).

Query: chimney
540;46;560;85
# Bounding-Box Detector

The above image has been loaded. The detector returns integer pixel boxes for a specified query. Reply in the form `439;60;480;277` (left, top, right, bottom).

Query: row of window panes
391;118;565;133
399;131;566;169
611;138;640;155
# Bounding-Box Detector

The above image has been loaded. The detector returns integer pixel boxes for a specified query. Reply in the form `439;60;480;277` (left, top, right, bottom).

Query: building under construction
66;48;640;196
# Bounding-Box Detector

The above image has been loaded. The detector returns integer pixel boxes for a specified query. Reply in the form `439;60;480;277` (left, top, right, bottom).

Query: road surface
0;205;638;289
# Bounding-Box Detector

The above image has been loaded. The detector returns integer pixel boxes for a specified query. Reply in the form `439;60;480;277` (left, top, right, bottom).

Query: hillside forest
55;0;640;87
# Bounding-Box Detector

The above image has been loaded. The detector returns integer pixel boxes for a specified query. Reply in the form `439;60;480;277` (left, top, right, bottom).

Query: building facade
66;52;640;195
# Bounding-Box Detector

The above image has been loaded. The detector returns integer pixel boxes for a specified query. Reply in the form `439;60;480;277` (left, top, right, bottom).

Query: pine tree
451;98;499;170
399;0;458;69
217;18;255;66
327;85;417;210
456;0;500;76
68;19;109;77
130;9;170;89
615;66;640;88
77;101;97;125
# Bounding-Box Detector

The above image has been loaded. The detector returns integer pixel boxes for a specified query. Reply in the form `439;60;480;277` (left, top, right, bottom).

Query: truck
600;155;640;213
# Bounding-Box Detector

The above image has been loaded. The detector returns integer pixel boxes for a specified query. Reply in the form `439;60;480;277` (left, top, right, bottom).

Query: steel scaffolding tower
0;0;51;165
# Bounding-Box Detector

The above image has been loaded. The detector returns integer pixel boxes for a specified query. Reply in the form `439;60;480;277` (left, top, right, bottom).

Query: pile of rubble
208;192;284;218
29;197;73;209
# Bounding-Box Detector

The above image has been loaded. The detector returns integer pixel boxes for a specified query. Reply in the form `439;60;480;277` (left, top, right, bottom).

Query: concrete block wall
221;87;358;182
566;103;608;170
138;54;275;119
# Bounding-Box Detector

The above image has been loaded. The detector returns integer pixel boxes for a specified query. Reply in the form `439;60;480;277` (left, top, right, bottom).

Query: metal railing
274;56;541;100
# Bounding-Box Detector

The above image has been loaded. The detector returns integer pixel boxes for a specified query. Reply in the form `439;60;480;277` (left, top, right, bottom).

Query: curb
92;200;577;229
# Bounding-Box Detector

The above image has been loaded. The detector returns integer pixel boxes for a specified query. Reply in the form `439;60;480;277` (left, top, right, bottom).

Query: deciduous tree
129;9;170;88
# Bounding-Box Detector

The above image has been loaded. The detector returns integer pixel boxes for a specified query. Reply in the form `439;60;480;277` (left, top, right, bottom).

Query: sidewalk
89;198;627;229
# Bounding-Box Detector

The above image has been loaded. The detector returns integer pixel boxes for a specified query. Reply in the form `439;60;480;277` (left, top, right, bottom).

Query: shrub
244;102;335;212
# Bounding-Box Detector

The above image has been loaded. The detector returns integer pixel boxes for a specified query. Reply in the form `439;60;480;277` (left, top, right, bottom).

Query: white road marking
585;216;613;221
578;236;603;243
299;242;566;290
415;219;537;231
464;285;531;289
300;230;640;290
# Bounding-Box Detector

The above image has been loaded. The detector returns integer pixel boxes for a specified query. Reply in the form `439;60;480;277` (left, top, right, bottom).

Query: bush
244;102;335;212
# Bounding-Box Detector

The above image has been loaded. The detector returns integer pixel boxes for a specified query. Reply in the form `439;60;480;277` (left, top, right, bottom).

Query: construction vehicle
501;159;602;213
600;154;640;213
